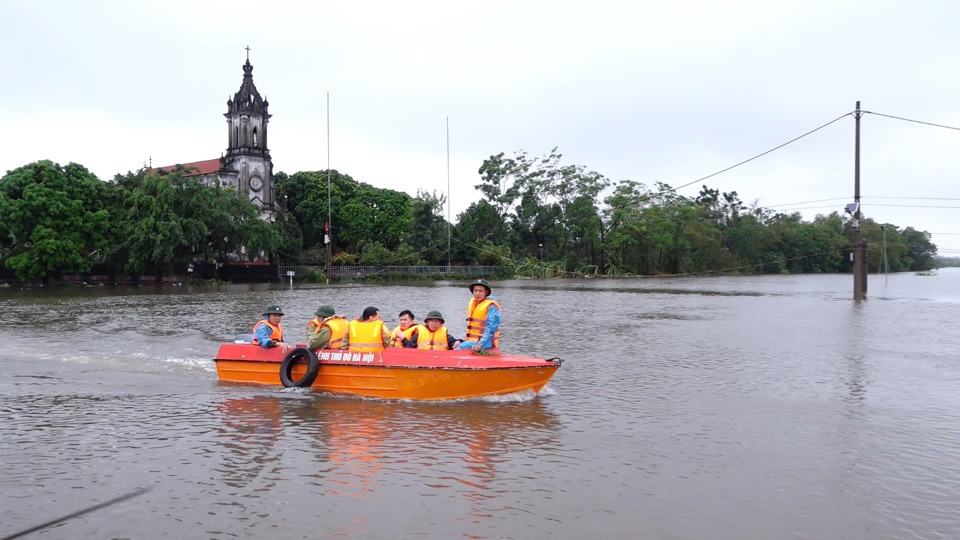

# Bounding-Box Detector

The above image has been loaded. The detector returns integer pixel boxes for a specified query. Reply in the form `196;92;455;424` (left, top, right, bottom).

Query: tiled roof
154;158;221;177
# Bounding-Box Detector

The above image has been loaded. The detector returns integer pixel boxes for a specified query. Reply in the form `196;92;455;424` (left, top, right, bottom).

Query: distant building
156;55;276;221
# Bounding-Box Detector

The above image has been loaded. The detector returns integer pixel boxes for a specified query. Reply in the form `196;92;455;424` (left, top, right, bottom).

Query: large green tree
0;161;111;282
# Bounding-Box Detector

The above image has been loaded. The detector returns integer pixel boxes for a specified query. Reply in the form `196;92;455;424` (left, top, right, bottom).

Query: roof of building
154;158;221;177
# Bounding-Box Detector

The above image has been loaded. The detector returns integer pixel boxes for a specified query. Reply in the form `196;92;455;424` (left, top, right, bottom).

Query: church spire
221;49;274;220
227;53;269;115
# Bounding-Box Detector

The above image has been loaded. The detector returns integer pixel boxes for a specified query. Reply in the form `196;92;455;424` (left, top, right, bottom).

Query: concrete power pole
852;101;867;301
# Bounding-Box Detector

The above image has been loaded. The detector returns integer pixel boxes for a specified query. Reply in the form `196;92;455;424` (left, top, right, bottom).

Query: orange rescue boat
213;342;561;401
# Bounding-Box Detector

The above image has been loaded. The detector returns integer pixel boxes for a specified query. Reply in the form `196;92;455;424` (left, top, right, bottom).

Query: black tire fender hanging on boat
279;347;320;388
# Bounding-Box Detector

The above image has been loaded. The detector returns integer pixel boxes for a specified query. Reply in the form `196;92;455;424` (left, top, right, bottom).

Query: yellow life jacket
252;320;283;345
466;298;501;347
416;326;449;351
390;324;423;347
347;319;387;352
314;316;348;349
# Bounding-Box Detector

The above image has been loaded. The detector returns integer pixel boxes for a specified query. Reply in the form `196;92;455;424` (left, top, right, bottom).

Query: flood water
2;269;959;539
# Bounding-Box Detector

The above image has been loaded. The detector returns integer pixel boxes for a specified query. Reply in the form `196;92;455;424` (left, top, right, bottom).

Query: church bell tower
221;50;275;220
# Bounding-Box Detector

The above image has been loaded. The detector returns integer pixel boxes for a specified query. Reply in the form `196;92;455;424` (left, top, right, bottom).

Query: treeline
0;152;939;283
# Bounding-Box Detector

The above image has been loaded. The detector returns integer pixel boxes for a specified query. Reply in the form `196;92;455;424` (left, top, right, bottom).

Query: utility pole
325;92;332;284
852;101;866;301
446;116;451;273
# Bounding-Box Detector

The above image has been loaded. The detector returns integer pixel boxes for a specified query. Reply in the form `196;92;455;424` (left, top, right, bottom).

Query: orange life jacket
347;319;387;352
416;326;449;351
252;320;283;345
391;324;423;347
466;298;501;347
312;316;348;349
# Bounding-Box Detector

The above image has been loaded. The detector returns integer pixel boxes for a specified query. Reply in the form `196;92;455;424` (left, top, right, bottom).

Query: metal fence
277;265;512;279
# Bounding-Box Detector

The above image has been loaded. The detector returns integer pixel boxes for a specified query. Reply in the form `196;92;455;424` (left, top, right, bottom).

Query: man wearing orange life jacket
415;311;463;350
390;310;424;348
306;304;348;350
253;304;290;350
342;306;391;352
457;279;501;352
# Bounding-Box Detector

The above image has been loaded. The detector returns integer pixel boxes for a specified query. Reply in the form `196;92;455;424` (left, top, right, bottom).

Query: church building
156;53;276;221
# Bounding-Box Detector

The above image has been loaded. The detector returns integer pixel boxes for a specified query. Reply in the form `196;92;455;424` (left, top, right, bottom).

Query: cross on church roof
245;45;251;61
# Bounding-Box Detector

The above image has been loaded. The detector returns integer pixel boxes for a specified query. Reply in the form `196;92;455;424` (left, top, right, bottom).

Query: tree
407;189;448;264
901;227;937;271
454;200;508;264
116;174;186;278
0;161;111;282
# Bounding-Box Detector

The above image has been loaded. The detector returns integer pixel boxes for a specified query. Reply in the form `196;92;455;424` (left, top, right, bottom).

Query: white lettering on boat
317;351;378;363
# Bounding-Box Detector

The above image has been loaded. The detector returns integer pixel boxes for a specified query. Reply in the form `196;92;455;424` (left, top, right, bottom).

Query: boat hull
213;344;560;401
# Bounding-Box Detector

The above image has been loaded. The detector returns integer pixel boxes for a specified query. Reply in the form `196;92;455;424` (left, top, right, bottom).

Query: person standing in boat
307;304;348;350
342;306;391;352
414;311;463;350
457;279;501;352
253;304;290;351
390;310;424;348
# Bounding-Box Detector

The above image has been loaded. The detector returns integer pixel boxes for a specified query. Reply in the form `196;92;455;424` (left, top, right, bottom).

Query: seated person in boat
342;306;391;352
457;279;501;352
306;304;348;350
390;310;425;348
253;304;290;350
413;311;463;350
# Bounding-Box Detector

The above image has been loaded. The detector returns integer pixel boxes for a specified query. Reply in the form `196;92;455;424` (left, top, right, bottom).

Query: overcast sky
2;1;958;254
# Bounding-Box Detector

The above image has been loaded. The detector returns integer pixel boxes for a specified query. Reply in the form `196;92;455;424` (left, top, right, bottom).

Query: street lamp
538;243;543;261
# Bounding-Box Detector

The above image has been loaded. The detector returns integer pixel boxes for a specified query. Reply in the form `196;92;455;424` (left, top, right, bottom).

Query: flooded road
2;270;959;539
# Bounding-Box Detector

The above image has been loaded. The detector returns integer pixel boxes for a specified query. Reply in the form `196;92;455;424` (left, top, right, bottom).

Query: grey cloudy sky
2;0;958;253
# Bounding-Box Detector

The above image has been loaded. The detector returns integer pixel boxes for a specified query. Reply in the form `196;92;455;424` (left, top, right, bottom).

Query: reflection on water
211;395;561;503
2;270;960;538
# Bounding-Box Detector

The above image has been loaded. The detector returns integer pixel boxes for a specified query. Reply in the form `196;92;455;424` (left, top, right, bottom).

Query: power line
765;197;848;208
863;111;960;132
765;196;960;210
867;196;960;201
672;112;853;192
868;203;960;209
769;204;844;211
776;203;960;211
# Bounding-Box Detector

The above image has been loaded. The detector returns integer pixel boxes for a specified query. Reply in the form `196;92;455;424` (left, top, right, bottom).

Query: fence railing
277;265;512;279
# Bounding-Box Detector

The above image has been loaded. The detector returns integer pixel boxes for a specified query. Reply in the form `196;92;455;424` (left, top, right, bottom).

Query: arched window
252;127;258;147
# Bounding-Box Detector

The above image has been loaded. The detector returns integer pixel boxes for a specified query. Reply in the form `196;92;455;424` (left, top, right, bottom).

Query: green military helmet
467;279;492;295
262;304;284;316
424;310;445;324
314;305;335;318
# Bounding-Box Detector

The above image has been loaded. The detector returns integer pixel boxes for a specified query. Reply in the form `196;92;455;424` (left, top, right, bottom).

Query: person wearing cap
390;310;424;348
413;311;462;351
307;305;348;350
253;304;290;350
458;279;501;352
342;306;391;352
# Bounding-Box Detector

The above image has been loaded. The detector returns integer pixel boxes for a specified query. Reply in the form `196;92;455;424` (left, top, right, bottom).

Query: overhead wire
671;111;853;192
862;111;960;132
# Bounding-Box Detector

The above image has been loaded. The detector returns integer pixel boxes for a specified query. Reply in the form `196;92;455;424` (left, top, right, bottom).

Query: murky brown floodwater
2;270;959;539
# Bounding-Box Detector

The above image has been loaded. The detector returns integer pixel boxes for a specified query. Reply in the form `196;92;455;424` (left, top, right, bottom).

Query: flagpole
446;116;451;273
326;92;332;284
447;116;451;274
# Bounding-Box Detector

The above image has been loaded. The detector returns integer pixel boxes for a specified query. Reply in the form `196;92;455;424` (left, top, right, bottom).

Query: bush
331;252;357;265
